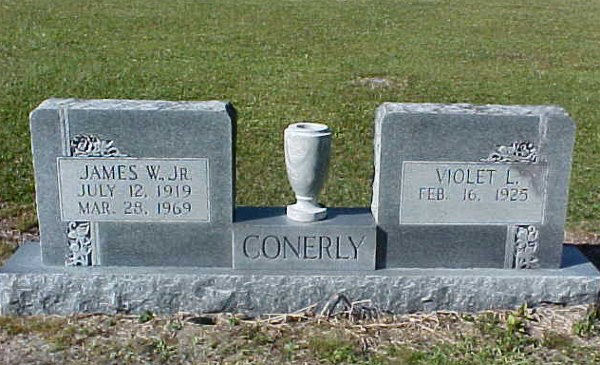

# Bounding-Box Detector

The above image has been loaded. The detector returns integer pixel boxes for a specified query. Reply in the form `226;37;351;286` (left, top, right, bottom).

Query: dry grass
1;303;600;364
0;201;38;265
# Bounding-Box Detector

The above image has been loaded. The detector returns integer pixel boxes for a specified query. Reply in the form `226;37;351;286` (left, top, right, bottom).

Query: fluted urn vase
284;122;332;222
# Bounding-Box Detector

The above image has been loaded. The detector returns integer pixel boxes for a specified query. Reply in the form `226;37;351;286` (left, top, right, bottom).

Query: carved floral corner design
65;134;125;266
513;225;539;269
70;134;124;157
65;221;93;266
482;141;537;163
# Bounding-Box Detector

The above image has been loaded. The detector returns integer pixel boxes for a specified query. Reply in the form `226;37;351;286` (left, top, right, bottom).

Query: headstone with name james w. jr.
29;99;236;267
372;103;576;269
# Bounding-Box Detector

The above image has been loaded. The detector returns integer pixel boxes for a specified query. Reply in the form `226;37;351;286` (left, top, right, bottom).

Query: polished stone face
233;207;376;270
399;161;546;224
30;99;236;267
372;103;575;269
57;157;210;222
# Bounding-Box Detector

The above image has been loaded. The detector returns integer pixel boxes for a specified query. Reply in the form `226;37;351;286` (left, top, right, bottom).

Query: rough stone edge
1;243;598;316
370;105;385;222
33;98;230;112
379;102;568;117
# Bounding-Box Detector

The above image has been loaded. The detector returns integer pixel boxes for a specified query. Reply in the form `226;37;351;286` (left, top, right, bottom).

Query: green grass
1;0;599;231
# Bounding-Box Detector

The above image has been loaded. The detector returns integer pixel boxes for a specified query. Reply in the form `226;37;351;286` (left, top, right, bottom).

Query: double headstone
29;99;575;270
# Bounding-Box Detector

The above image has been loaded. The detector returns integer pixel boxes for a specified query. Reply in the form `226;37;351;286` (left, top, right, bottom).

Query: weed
152;338;177;361
474;309;536;358
49;335;70;352
2;311;600;363
475;312;501;335
138;310;154;324
0;316;67;337
283;341;299;361
506;313;526;334
15;213;37;232
240;324;273;346
542;331;573;350
0;204;29;220
0;241;18;265
461;313;475;322
0;317;28;336
308;333;362;364
167;320;183;331
192;336;204;346
573;304;600;338
380;345;426;365
227;316;241;326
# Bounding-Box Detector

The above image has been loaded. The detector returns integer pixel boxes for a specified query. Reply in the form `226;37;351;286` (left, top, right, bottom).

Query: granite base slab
1;243;599;316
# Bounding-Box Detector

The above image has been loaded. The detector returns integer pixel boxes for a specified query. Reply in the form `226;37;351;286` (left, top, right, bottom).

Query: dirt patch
0;201;39;244
1;304;600;364
566;229;600;245
353;76;409;90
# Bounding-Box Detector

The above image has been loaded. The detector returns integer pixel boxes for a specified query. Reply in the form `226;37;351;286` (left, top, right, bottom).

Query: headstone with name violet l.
372;103;576;269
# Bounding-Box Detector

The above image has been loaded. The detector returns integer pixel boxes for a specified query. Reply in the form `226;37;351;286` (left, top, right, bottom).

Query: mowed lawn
1;0;599;232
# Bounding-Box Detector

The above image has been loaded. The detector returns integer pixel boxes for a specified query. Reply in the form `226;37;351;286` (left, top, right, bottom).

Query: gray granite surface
30;99;236;267
34;98;229;111
1;243;598;315
233;207;376;270
372;103;575;269
377;102;567;116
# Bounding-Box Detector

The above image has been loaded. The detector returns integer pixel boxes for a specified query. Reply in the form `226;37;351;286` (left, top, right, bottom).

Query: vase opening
288;122;330;134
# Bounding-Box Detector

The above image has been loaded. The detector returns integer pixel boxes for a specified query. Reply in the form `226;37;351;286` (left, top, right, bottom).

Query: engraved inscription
233;225;377;270
400;161;546;224
241;234;366;261
58;158;210;222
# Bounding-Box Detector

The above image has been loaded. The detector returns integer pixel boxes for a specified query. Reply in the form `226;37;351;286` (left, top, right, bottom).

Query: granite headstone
372;103;575;269
30;98;236;267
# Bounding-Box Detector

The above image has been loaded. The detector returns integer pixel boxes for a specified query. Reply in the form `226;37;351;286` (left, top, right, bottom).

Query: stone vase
284;122;332;222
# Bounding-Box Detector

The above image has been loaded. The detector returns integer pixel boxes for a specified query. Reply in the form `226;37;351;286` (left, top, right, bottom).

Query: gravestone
29;99;236;267
1;100;597;316
372;103;576;269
